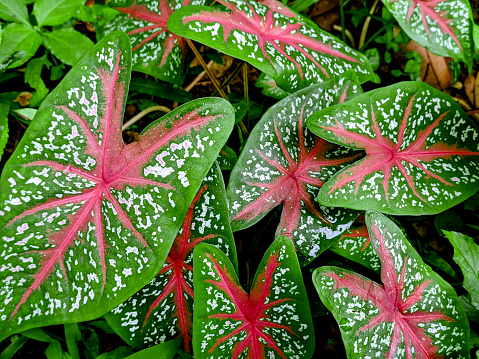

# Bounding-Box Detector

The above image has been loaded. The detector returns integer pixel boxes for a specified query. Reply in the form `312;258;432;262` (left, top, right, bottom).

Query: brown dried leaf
464;75;475;106
13;92;33;106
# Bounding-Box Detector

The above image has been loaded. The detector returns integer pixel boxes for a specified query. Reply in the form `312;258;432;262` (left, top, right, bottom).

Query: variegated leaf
97;0;205;85
227;74;363;266
0;32;234;339
193;236;314;358
255;73;290;100
105;162;237;352
314;211;470;359
167;0;378;92
307;81;479;215
381;0;474;69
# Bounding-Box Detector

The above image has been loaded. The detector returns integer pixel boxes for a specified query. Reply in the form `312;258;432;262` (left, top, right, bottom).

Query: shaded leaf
217;145;237;170
43;28;95;67
193;236;314;358
0;103;9;162
255;73;290;100
168;0;378;92
228;74;363;265
129;77;194;103
124;338;181;359
314;211;470;359
307;81;479;215
24;56;49;107
0;32;234;339
106;163;237;352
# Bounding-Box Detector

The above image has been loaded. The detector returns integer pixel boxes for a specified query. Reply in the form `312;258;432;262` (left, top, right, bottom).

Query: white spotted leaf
97;0;205;85
227;74;363;266
381;0;474;70
306;81;479;215
313;211;470;359
0;32;234;340
167;0;378;92
105;163;237;352
193;236;314;358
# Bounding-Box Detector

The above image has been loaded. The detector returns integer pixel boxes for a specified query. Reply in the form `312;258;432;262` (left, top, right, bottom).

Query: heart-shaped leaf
307;81;479;215
381;0;474;69
105;162;237;352
314;212;470;359
329;220;380;272
97;0;204;85
0;32;234;339
167;0;378;92
227;74;363;266
193;236;314;358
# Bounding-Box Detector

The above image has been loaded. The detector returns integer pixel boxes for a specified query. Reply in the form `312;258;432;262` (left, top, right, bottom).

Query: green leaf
306;81;479;215
314;211;470;358
445;231;479;310
45;340;63;359
0;23;42;68
0;31;234;340
381;0;474;70
43;28;95;66
129;77;194;103
217;145;237;170
255;73;290;100
193;236;315;358
227;74;362;266
0;336;29;359
0;0;29;26
0;103;9;162
167;0;378;92
64;324;81;359
33;0;84;27
96;347;134;359
19;328;55;342
124;338;181;359
12;108;37;122
24;56;49;107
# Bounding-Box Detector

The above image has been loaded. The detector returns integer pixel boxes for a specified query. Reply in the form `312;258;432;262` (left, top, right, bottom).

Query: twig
333;25;355;48
212;61;245;96
358;0;380;50
122;105;171;131
186;39;228;100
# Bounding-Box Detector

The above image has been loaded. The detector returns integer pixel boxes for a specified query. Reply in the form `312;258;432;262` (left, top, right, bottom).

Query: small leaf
0;103;9;162
24;57;49;107
307;81;479;215
228;74;363;265
0;0;29;26
0;32;234;340
217;145;237;170
124;338;181;359
0;24;42;69
33;0;84;27
381;0;474;69
106;163;237;352
445;230;479;310
314;211;470;358
43;28;95;66
168;0;378;92
45;340;63;359
193;236;314;358
255;73;290;100
129;77;194;103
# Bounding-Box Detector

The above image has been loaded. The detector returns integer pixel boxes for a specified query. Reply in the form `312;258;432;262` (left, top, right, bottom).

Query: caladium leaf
97;0;205;85
381;0;474;70
167;0;378;92
329;220;381;273
227;74;363;266
255;73;290;100
193;236;314;358
0;32;234;340
105;162;237;352
307;81;479;215
444;230;479;310
313;211;470;359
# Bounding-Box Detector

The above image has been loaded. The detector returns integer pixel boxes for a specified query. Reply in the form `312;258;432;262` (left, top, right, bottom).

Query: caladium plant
314;211;470;358
105;162;237;352
227;74;363;266
97;0;204;85
329;220;381;272
167;0;378;92
307;81;479;215
381;0;474;69
193;236;314;358
0;32;234;340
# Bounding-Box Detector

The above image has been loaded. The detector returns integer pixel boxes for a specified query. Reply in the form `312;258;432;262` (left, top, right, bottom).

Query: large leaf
0;23;42;69
43;28;95;66
314;212;470;359
0;32;234;340
33;0;84;27
167;0;378;92
0;0;29;26
307;81;479;215
105;162;237;352
227;74;363;266
381;0;474;69
97;0;204;85
193;236;314;358
445;231;479;310
329;220;381;273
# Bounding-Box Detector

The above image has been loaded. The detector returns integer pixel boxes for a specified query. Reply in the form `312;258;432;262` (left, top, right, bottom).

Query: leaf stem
358;0;380;50
212;61;245;97
186;39;228;100
333;25;355;48
122;106;172;131
339;0;346;43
